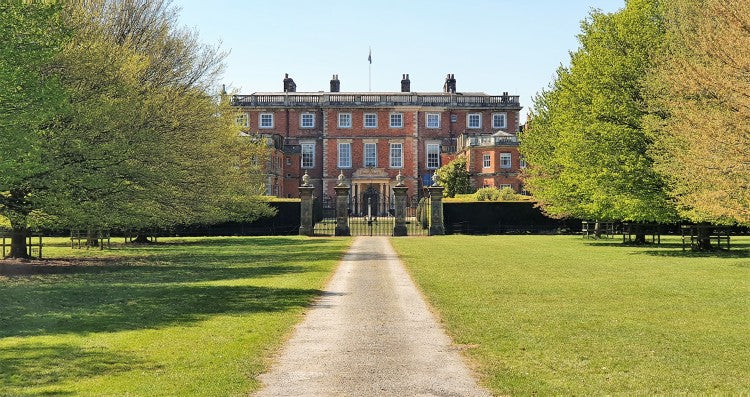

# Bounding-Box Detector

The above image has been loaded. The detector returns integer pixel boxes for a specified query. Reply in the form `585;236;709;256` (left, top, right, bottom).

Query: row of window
236;112;508;129
299;142;441;170
481;154;527;169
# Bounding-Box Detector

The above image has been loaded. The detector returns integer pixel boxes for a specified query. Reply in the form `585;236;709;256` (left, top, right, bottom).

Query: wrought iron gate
314;191;428;236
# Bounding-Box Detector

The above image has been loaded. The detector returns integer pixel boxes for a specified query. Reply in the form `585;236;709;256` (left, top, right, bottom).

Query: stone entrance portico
351;167;392;216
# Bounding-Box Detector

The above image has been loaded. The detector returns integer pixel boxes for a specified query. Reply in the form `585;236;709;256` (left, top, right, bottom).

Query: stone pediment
352;167;389;179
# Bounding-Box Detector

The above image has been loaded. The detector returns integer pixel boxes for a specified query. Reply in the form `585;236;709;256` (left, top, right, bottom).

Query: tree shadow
639;249;750;259
151;236;340;248
582;241;684;249
0;283;324;338
0;343;152;395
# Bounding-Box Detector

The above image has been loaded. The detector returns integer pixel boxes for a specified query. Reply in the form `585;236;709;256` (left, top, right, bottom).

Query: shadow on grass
582;241;684;249
0;343;151;395
0;283;324;338
639;249;750;258
145;236;340;248
0;237;349;338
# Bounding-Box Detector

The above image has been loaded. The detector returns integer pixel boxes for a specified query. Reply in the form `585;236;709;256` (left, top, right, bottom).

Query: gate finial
431;172;440;187
337;170;347;187
396;170;405;187
302;170;311;187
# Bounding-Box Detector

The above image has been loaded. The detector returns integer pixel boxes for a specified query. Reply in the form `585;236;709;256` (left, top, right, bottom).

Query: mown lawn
0;236;350;396
391;235;750;395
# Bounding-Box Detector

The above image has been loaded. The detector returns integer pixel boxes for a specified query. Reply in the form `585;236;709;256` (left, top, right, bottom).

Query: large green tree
45;0;272;240
646;0;750;226
0;1;68;258
521;0;677;240
2;0;271;257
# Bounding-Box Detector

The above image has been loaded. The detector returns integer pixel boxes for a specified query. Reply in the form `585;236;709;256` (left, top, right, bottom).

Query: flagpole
368;46;372;92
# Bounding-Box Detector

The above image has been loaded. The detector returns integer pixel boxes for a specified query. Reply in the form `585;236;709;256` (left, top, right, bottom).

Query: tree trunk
696;225;712;251
132;234;151;244
86;228;99;247
9;223;29;259
594;221;602;239
630;223;647;245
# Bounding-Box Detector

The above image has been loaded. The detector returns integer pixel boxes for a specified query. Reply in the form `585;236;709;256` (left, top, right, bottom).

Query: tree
1;0;272;258
645;0;750;229
44;0;273;241
435;156;473;197
520;0;678;242
0;2;68;258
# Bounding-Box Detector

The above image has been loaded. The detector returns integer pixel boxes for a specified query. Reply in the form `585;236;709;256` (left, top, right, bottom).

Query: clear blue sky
175;0;624;119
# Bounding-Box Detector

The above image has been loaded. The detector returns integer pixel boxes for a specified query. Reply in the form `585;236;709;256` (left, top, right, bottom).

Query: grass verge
0;236;350;396
391;235;750;395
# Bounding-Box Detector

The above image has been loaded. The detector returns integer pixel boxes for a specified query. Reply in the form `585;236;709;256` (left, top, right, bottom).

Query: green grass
391;235;750;395
0;236;350;396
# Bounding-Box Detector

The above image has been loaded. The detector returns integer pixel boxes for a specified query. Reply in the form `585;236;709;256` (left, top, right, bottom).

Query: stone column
334;172;350;236
392;172;408;236
299;171;315;236
428;175;445;235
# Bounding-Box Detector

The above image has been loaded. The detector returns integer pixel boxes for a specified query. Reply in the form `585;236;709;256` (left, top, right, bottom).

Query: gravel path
254;236;490;397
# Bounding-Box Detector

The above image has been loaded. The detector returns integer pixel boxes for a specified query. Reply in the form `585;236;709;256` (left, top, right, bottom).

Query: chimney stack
283;73;296;92
443;73;456;93
401;74;411;92
330;74;340;92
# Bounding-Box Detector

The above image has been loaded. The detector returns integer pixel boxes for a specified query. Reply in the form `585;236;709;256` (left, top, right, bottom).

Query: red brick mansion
232;74;524;201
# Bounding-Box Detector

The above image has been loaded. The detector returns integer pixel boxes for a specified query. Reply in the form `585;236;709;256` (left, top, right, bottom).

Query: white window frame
236;113;249;128
499;184;513;190
364;143;377;167
364;113;377;128
389;143;403;168
338;143;352;169
338;112;352;128
520;156;527;169
390;113;403;128
500;152;512;169
426;143;440;169
467;113;481;129
260;113;274;129
426;113;440;129
483;154;491;168
492;112;507;129
300;113;315;128
301;142;315;169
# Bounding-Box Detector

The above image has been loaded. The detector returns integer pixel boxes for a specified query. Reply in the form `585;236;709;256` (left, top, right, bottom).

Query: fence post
428;175;445;236
392;171;408;236
299;171;315;236
334;172;351;236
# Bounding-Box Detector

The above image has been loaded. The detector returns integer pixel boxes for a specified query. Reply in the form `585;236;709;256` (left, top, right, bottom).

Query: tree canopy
435;156;473;198
520;0;677;223
1;0;271;257
645;0;750;225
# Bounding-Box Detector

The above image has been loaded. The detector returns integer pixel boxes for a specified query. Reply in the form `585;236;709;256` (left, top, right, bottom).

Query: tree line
1;0;272;258
520;0;749;244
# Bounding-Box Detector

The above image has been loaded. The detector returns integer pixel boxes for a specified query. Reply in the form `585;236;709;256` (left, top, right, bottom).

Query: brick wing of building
232;73;524;202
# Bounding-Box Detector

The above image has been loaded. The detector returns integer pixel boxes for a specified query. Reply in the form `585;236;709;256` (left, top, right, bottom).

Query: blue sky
175;0;624;118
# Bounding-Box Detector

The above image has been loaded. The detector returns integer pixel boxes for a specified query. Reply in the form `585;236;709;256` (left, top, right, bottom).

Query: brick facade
234;74;524;200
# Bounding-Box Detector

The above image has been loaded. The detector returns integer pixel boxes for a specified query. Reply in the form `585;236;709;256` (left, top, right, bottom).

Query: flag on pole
368;47;372;64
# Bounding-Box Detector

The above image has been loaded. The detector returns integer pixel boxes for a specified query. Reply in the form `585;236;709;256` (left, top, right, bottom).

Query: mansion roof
232;92;522;109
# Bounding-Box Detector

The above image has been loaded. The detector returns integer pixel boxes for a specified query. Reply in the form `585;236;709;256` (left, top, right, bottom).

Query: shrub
474;187;519;201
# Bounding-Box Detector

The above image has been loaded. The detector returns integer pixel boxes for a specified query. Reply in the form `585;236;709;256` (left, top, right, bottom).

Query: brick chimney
401;74;410;92
330;74;340;92
443;73;456;93
283;73;296;92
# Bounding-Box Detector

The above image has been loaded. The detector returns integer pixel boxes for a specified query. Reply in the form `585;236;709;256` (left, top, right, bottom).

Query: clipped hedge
443;201;580;234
